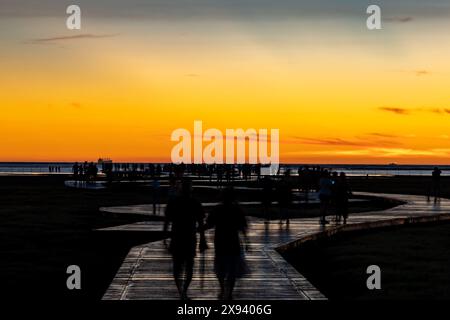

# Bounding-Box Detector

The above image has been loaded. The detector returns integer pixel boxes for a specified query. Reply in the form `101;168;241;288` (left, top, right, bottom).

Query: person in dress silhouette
206;187;249;300
164;179;206;300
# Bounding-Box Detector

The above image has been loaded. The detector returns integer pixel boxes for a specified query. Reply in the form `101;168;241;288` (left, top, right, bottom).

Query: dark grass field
283;221;450;299
0;175;163;300
0;175;448;300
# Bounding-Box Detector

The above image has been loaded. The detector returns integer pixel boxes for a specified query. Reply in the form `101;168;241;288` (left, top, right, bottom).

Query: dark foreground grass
0;175;166;300
283;222;450;299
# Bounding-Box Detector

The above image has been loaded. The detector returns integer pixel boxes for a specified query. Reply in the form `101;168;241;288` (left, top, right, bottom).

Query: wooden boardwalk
99;193;364;216
101;193;450;300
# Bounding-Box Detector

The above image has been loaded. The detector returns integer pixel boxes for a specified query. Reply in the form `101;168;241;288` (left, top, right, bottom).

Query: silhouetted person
78;165;84;180
256;163;262;180
156;164;162;177
261;176;274;222
149;164;155;178
206;187;249;300
72;162;79;178
164;179;206;300
83;161;88;181
225;165;232;183
167;174;178;202
318;170;333;225
277;175;292;225
331;171;339;221
87;162;98;181
335;172;351;224
431;167;442;202
300;166;312;203
208;164;214;182
152;178;161;215
217;165;223;188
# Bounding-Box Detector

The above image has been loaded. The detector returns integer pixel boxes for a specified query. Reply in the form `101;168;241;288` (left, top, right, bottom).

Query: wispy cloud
287;135;400;148
288;137;365;147
393;69;433;77
379;106;450;116
430;108;450;115
379;107;410;115
366;132;398;139
414;70;431;76
27;34;118;44
286;148;450;158
384;16;414;23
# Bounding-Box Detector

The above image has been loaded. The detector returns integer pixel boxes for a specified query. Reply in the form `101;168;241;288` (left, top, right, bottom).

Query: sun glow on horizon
1;2;450;164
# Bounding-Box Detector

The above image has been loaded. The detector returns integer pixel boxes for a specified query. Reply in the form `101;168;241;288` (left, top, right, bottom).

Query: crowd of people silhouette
158;165;357;299
257;166;352;225
72;161;98;181
48;165;61;173
100;162;263;184
67;160;444;299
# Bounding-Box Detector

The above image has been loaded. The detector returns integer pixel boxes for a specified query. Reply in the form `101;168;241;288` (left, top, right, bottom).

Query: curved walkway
101;193;450;300
99;192;365;216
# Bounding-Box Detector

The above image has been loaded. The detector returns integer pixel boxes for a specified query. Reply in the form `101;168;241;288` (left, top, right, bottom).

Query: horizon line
0;161;449;167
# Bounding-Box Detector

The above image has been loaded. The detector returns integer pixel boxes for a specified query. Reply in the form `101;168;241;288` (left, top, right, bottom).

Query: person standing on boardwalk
163;179;206;300
261;176;274;222
206;187;249;300
167;174;179;202
277;173;292;225
152;178;161;215
431;167;442;202
335;172;351;224
318;170;333;225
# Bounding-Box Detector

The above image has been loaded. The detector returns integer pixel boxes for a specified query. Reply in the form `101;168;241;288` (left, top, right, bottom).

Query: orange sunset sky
1;0;450;164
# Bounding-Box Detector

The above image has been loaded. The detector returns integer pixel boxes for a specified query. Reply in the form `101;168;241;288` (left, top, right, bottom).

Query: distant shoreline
1;161;449;166
0;172;72;177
